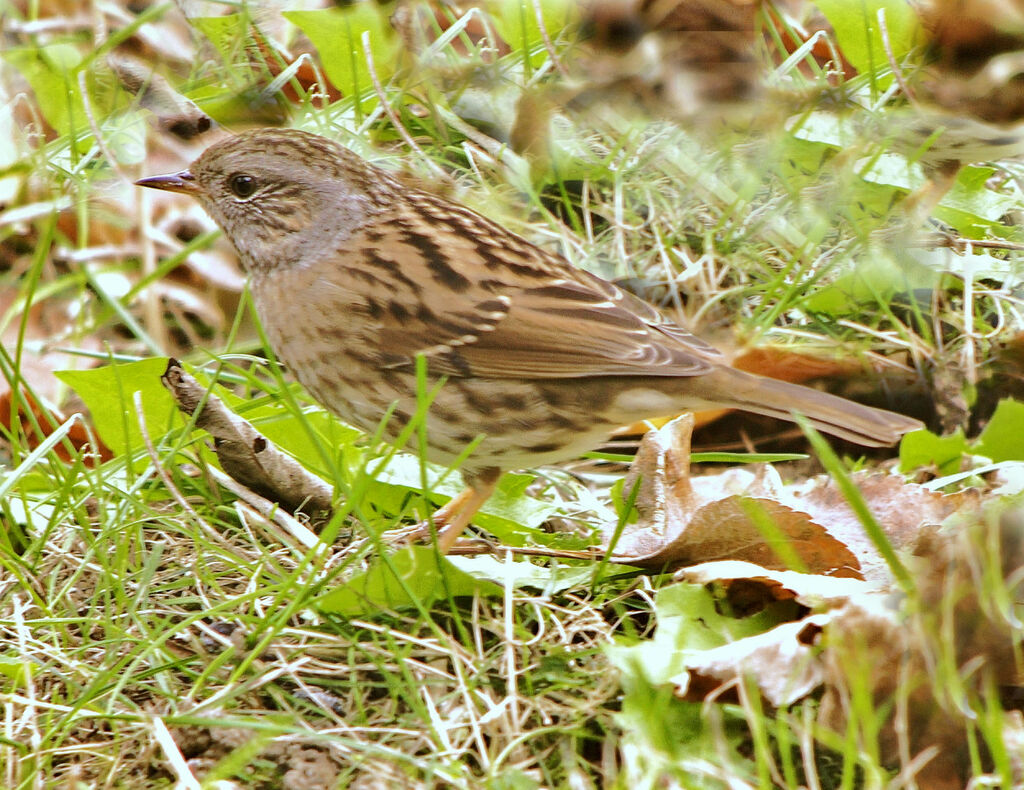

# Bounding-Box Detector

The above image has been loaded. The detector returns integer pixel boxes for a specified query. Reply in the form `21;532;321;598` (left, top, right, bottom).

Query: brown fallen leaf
0;286;109;463
782;471;975;582
604;412;976;581
621;493;862;574
107;52;212;139
0;388;112;465
604;414;862;576
673;504;1024;786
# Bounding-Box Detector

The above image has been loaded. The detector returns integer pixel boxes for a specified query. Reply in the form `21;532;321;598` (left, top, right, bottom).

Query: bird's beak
134;170;199;194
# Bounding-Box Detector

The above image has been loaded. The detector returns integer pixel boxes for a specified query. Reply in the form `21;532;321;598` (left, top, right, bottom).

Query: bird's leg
378;467;501;552
434;468;501;552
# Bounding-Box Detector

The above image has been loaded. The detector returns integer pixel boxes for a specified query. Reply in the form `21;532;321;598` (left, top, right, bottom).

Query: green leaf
103;111;148;165
607;584;777;687
489;0;578;66
814;0;923;80
240;404;363;479
55;358;178;457
899;428;967;475
860;156;1020;232
857;152;927;193
605;583;783;786
4;44;87;138
445;555;593;593
934;167;1023;233
937;249;1024;285
317;545;497;615
191;14;248;62
283;6;398;100
803;252;939;316
490;770;541;790
0;657;30;686
477;472;560;541
975;399;1024;462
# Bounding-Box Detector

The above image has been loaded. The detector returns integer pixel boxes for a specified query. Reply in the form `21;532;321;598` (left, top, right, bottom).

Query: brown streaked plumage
137;128;923;551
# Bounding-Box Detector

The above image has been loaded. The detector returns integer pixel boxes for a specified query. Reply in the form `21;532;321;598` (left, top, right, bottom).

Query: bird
136;127;923;551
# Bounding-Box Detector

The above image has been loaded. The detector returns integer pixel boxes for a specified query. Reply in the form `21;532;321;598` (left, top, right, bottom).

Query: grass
2;0;1024;787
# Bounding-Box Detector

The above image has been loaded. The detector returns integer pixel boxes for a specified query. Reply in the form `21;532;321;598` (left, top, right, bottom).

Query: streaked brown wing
347;196;723;379
434;278;720;378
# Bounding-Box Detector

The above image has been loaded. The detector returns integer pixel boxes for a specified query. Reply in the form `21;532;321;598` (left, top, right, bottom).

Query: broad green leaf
478;472;560;539
975;399;1024;462
238;403;363;479
283;6;398;100
605;583;784;787
185;82;288;127
445;554;593;593
814;0;923;81
803;253;938;316
858;152;926;192
934;167;1023;234
607;584;777;687
189;15;291;124
938;249;1024;286
899;428;967;475
4;44;86;138
786;109;863;151
56;358;178;457
317;545;496;615
860;156;1019;232
490;0;577;66
191;14;248;62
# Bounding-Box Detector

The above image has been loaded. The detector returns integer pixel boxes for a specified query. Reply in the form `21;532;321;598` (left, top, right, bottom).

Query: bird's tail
697;367;922;447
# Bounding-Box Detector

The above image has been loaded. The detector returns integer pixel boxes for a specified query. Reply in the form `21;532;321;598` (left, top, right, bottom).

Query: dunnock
137;128;922;550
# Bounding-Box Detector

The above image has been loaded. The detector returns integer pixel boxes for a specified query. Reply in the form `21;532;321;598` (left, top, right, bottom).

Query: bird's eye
228;174;258;198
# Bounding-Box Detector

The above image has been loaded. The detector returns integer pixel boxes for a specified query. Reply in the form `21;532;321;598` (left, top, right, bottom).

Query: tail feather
706;368;922;447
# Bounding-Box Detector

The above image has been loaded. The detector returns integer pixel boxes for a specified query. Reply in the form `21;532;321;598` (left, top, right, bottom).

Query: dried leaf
107;52;211;139
677;615;829;706
816;505;1024;786
605;414;861;575
676;560;879;607
783;471;974;581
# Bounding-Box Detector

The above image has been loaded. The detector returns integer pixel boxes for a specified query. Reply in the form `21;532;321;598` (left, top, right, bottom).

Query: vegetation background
2;0;1024;787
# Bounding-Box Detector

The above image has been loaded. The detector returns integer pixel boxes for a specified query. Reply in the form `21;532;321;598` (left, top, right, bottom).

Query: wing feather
336;200;724;380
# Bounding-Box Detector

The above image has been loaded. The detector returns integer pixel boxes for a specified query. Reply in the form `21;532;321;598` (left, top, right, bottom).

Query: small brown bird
137;128;922;550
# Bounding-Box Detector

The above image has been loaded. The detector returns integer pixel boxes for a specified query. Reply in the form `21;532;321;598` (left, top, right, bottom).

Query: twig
160;359;334;517
209;466;322;552
532;0;568;78
961;241;977;386
877;7;914;103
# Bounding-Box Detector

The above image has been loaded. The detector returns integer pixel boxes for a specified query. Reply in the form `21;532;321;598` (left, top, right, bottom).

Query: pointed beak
134;169;200;195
